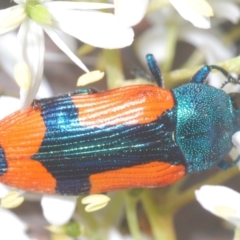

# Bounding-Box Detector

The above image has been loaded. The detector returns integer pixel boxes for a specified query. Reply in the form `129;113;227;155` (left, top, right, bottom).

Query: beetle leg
57;88;98;98
68;88;98;95
217;156;240;170
31;88;98;108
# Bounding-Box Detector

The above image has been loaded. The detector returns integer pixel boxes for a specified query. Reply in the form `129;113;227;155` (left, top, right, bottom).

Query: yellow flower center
25;1;52;24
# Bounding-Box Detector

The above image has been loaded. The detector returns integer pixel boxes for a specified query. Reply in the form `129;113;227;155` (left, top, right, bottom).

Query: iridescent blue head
173;82;240;172
146;54;240;172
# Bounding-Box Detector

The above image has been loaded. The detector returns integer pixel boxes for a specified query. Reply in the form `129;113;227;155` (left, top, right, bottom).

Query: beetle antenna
146;54;164;87
130;65;152;81
209;65;240;89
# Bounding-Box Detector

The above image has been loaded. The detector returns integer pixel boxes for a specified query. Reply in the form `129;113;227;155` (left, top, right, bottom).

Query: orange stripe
0;107;56;194
89;161;186;193
72;85;174;127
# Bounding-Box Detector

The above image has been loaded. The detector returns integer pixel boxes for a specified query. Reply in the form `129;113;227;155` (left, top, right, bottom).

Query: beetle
0;54;239;195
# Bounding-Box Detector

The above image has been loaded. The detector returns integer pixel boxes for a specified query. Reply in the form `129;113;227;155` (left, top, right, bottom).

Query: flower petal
0;184;12;198
0;96;20;119
17;19;44;109
14;62;31;90
135;25;167;65
0;32;19;77
14;0;26;3
36;76;53;98
54;31;78;52
179;28;234;63
48;9;134;48
0;208;30;240
0;6;25;35
114;0;148;27
41;195;77;225
180;0;214;17
169;0;211;28
43;1;114;10
43;26;89;72
232;132;240;155
195;185;240;226
0;31;53;100
211;1;240;24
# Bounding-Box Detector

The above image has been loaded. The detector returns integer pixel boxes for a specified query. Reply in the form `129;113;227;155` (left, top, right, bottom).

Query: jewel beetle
0;54;239;195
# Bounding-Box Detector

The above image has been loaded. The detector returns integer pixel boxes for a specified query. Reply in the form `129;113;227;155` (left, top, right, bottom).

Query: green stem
161;20;178;73
222;23;240;44
76;198;99;232
180;49;205;69
103;49;125;89
104;191;125;227
165;176;188;197
125;192;142;240
141;190;176;240
234;227;240;240
157;213;176;240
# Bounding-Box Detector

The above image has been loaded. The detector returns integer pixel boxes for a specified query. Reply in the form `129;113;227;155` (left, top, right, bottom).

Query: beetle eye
229;92;240;110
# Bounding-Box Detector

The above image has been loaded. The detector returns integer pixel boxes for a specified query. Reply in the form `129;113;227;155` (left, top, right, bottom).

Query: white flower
114;0;148;27
168;0;240;29
0;87;77;227
0;172;29;240
195;185;240;227
0;95;20;118
114;0;214;29
233;132;240;154
136;24;234;79
232;132;240;170
136;0;240;83
0;208;30;240
0;0;134;109
0;32;53;102
0;96;23;201
169;0;213;28
41;195;77;225
210;0;240;24
41;193;111;225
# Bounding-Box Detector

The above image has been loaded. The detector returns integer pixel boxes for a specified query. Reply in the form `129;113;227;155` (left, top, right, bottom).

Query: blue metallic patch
32;95;186;195
0;145;7;175
32;95;92;194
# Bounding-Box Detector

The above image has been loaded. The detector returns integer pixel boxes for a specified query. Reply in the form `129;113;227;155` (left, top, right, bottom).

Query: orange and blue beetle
0;54;240;195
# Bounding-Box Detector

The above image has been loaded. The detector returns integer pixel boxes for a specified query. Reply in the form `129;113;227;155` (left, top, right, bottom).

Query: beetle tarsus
218;155;240;170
